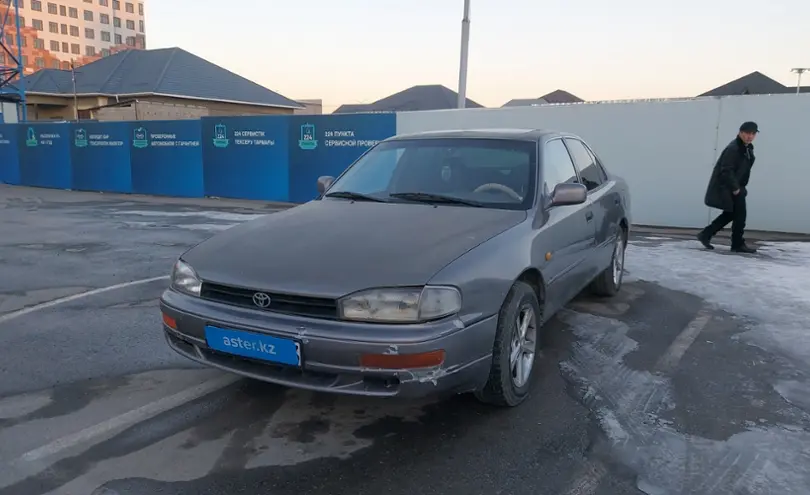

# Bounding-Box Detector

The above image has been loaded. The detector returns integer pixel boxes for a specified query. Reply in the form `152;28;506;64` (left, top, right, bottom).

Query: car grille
199;282;339;319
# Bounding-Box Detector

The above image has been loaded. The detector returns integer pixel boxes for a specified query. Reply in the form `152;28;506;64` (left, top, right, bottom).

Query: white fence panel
713;94;810;234
396;94;810;234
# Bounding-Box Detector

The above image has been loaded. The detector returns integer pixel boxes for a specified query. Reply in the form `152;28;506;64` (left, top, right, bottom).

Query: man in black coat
697;121;758;253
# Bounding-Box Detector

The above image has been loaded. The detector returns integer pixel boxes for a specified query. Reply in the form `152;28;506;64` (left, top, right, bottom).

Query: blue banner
70;122;132;193
17;123;72;189
129;120;204;197
0;124;20;184
287;113;397;203
201;116;290;201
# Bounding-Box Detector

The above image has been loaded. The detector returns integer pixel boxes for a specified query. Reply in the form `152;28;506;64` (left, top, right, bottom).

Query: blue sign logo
133;127;148;148
25;127;38;147
298;123;317;150
212;123;229;148
74;128;88;147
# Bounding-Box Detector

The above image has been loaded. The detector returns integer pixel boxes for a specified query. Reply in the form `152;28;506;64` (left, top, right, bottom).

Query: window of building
48;21;58;32
47;3;57;14
13;0;24;8
113;16;121;27
50;40;59;51
32;19;44;30
114;33;121;44
34;37;45;49
31;0;42;10
138;20;143;32
101;30;110;41
138;2;143;15
51;59;60;68
71;43;79;54
125;35;134;46
99;0;108;6
126;19;134;30
125;2;133;13
60;23;67;34
0;52;5;64
4;34;13;46
85;28;94;39
35;57;45;68
101;48;110;57
17;16;25;27
69;7;77;18
85;45;95;56
61;41;68;51
21;55;28;65
70;25;79;36
84;9;93;21
100;13;109;24
59;4;66;15
61;60;70;69
112;0;119;9
19;36;27;47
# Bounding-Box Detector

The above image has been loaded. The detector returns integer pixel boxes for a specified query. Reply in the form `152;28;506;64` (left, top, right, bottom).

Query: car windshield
324;137;537;210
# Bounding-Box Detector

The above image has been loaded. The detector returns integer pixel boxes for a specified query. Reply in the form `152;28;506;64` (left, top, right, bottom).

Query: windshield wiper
324;191;387;202
389;192;483;207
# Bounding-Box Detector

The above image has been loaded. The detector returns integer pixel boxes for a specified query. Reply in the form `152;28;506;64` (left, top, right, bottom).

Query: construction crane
0;0;26;121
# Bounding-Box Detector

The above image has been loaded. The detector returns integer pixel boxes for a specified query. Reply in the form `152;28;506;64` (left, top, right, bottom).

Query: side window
564;138;604;191
542;139;579;198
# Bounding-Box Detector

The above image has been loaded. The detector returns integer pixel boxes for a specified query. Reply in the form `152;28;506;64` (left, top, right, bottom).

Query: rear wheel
474;281;541;407
590;228;626;297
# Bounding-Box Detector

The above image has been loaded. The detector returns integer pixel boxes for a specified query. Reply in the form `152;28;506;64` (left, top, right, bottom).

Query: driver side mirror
549;183;587;207
317;176;335;195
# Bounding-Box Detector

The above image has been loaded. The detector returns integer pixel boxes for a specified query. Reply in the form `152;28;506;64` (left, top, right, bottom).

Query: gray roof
21;47;303;109
501;89;584;108
333;84;483;113
502;97;548;107
698;71;801;97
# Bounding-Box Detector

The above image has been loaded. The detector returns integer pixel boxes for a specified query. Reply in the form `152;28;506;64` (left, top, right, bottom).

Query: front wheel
590;228;626;297
474;281;541;407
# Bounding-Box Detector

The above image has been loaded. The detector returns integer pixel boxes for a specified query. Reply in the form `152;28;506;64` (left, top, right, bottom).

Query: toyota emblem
252;292;271;308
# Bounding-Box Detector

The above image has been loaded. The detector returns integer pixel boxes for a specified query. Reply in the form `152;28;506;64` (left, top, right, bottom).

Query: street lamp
457;0;471;108
790;68;809;95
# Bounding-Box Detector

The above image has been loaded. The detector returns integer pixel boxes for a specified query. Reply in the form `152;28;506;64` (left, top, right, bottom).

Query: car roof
385;128;564;142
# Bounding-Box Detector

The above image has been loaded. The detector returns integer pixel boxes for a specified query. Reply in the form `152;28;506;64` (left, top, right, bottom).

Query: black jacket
704;136;755;212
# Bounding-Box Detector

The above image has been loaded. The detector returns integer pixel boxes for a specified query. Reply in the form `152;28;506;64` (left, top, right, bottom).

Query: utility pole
457;0;471;108
790;68;809;95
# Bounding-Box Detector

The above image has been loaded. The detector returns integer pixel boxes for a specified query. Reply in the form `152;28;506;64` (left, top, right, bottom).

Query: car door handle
585;211;594;222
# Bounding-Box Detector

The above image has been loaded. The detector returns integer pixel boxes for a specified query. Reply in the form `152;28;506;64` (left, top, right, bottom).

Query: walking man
697;121;758;253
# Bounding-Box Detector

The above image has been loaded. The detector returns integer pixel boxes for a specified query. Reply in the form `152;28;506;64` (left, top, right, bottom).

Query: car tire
590;228;626;297
474;281;542;407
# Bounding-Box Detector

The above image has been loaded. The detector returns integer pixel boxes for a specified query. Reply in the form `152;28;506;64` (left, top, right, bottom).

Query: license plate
204;325;301;367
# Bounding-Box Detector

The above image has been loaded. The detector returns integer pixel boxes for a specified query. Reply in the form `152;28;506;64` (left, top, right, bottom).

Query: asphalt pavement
1;184;808;495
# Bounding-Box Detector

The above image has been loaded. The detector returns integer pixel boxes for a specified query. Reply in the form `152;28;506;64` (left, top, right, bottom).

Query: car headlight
339;286;461;323
171;259;201;297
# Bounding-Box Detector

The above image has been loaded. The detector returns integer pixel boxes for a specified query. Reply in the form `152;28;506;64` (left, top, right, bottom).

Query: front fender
427;221;536;325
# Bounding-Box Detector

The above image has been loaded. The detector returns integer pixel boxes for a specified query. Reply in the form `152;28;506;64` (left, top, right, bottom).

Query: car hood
182;199;526;298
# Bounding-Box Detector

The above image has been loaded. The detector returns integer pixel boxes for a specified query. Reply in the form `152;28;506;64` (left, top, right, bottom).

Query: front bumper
159;288;497;398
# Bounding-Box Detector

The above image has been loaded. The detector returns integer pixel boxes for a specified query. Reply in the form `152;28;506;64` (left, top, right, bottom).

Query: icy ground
561;238;810;494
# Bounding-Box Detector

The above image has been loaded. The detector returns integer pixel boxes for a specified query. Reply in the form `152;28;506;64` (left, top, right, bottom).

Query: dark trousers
703;193;747;247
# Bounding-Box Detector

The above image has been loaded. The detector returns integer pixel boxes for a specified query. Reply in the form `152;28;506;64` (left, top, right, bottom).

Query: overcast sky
145;0;809;112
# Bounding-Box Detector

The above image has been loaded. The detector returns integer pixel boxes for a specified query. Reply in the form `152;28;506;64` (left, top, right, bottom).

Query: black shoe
696;231;714;250
730;243;757;254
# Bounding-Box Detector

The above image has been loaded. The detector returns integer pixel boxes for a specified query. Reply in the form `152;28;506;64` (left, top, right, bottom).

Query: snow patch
625;239;810;367
559;309;810;494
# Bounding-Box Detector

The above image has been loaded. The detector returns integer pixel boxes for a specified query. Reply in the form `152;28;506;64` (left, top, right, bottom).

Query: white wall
396;94;810;234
